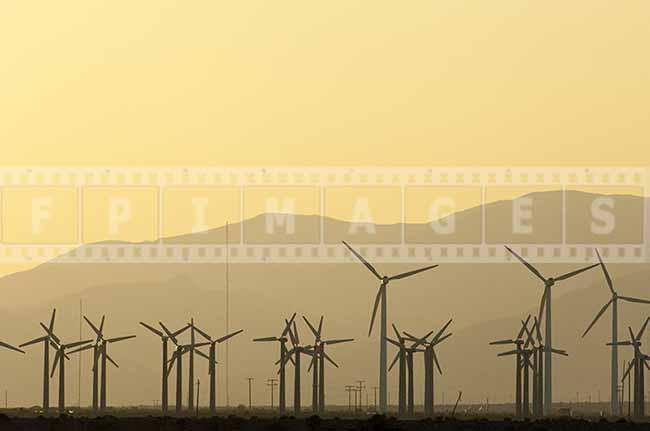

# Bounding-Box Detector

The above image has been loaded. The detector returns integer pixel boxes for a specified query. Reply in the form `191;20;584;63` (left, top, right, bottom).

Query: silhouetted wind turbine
192;324;244;414
20;309;57;410
404;318;453;417
68;315;136;412
253;313;297;414
140;321;192;414
40;323;92;414
505;245;598;415
342;241;438;413
491;315;532;418
609;318;650;418
281;319;315;415
386;324;408;416
582;249;650;416
303;315;353;414
159;321;192;414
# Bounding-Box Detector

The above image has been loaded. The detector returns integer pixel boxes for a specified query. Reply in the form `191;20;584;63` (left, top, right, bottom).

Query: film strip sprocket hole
0;166;646;263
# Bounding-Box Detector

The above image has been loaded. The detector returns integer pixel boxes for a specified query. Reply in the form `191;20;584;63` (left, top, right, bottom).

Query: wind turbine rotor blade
216;329;244;344
40;322;60;344
105;335;136;344
636;317;650;341
166;352;178;376
628;327;636;344
517;315;532;340
139;322;163;337
158;322;177;344
0;340;25;354
534;317;542;343
433;333;452;346
67;344;95;355
342;241;382;280
595;249;615;294
192;324;212;341
105;353;119;368
184;341;211;349
582;298;614;338
410;331;435;349
324;338;354;345
302;316;319;340
622;361;634;381
504;246;546;282
282;313;297;337
49;309;56;332
537;291;547;328
253;336;278;342
368;286;383;337
20;336;48;348
551;348;568;357
64;339;94;349
432;350;442;375
498;350;518;357
99;315;105;334
388;351;400;372
50;350;61;378
554;263;599;281
431;318;453;344
293;320;300;345
285;320;297;346
194;349;211;362
322;351;339;368
317;316;323;339
489;339;515;345
619;296;650;305
391;323;402;342
388;264;438;281
83;316;102;339
385;337;402;348
607;341;632;346
172;323;191;337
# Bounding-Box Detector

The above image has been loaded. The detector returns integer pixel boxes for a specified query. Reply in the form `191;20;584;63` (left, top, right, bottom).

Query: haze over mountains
0;190;648;408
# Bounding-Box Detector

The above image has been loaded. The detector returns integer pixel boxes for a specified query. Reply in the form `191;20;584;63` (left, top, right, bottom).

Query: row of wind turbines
490;247;650;418
0;241;646;418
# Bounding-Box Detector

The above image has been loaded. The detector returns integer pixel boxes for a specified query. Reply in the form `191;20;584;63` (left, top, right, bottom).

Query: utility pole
373;386;378;411
356;380;365;412
196;379;200;417
225;222;230;407
345;386;354;411
4;390;7;409
267;379;278;409
246;378;254;409
78;298;82;408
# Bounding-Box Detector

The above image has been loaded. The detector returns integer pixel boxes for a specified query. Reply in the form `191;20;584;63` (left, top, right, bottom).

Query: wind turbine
67;315;136;412
404;318;453;417
342;241;439;413
140;321;191;414
303;315;354;414
505;245;598;415
159;321;192;414
490;315;532;418
40;323;92;414
20;309;57;410
387;326;432;416
191;323;244;414
609;318;650;418
281;319;315;415
386;324;408;416
581;249;650;416
253;313;297;414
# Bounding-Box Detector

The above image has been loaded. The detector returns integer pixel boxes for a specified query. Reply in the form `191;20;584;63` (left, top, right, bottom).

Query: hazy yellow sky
1;1;649;167
1;2;649;278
